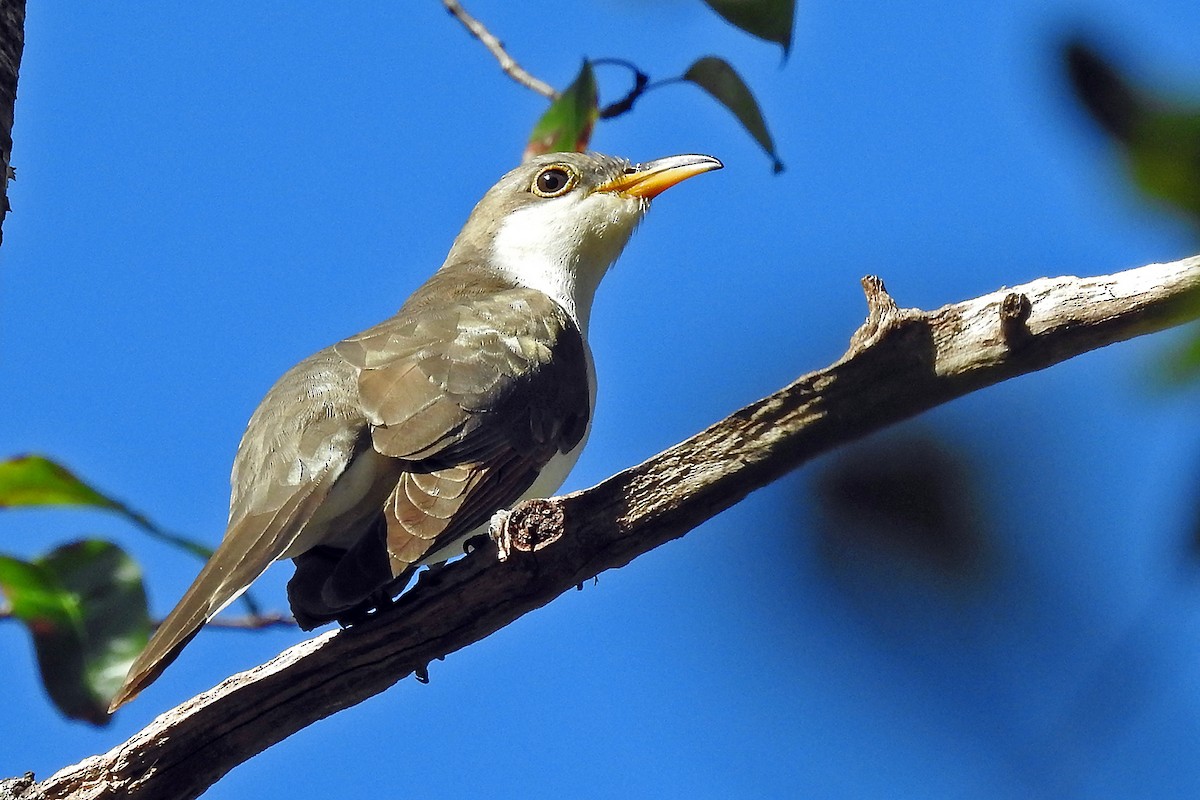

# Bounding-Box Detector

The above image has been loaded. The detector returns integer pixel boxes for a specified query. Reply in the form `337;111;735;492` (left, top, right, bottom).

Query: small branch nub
489;499;565;563
847;275;902;353
1000;292;1032;343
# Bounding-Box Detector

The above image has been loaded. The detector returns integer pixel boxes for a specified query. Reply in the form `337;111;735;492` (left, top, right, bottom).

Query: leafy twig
593;58;651;119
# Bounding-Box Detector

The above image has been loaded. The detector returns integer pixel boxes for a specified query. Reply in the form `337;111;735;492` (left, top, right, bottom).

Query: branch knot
1000;291;1033;343
488;498;566;562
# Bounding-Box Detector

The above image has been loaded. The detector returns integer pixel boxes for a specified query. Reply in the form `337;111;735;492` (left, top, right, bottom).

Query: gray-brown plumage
110;151;722;711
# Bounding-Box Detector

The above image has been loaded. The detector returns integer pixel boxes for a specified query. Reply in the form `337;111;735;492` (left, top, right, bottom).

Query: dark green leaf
0;454;120;510
702;0;795;53
1064;40;1143;145
684;57;784;172
524;60;598;160
1128;112;1200;222
0;540;150;724
812;434;988;581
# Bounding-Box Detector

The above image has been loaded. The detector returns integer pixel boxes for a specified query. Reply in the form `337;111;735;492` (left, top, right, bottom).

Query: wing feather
335;281;592;577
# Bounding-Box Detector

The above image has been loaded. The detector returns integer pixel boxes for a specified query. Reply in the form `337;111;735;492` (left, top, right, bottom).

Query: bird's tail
108;485;325;712
107;553;251;712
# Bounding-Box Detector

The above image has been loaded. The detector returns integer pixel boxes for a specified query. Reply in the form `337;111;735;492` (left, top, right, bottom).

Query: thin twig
441;0;557;99
0;607;295;630
203;612;295;631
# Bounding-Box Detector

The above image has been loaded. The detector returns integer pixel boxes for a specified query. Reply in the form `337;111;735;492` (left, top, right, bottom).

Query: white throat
489;193;643;334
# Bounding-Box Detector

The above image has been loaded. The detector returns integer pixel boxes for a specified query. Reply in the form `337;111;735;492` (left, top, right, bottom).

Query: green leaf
0;453;260;616
0;453;215;560
1156;322;1200;388
1128;111;1200;222
702;0;795;54
0;540;150;724
684;57;784;172
1064;40;1200;227
0;454;120;510
524;60;599;160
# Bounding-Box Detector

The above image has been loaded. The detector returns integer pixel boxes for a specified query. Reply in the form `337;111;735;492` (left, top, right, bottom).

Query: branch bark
26;255;1200;800
0;0;26;245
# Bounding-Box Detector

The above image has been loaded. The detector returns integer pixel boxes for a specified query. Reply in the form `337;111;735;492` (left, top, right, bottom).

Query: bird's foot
335;604;373;629
335;588;398;629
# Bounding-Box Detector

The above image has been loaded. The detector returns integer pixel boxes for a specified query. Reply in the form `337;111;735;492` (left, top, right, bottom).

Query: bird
109;151;723;711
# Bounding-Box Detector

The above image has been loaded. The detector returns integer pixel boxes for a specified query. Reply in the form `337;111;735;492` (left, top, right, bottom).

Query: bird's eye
532;166;575;197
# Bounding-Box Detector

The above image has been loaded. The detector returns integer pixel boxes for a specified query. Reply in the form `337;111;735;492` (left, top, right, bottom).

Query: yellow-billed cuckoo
110;151;722;711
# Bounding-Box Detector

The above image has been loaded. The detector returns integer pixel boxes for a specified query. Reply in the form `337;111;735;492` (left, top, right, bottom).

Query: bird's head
446;152;722;330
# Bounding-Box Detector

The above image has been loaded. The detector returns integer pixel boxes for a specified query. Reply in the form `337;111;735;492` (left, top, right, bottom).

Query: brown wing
336;283;591;578
114;279;591;708
109;350;367;710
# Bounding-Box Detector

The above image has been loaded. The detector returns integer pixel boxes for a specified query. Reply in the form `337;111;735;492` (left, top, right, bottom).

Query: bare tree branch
0;773;34;800
0;0;26;245
441;0;557;99
24;255;1200;800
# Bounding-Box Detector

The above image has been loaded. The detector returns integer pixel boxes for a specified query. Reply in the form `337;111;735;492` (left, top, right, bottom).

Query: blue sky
4;1;1200;797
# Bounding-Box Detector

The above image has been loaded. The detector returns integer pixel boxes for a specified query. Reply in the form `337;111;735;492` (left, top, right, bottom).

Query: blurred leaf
701;0;795;54
0;540;150;724
1065;38;1200;226
1065;40;1143;144
0;454;120;510
813;435;986;581
524;60;598;160
1155;319;1200;388
1127;112;1200;221
684;57;784;173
